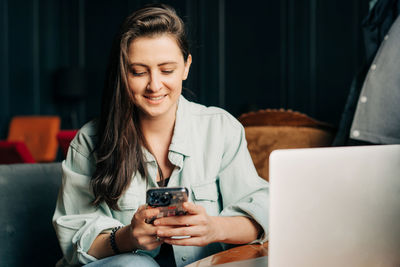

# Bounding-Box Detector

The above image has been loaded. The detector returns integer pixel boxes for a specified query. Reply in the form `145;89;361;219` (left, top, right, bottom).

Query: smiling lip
144;94;167;103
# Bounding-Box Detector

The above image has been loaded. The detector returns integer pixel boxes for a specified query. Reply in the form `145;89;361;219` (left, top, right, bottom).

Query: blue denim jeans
84;253;160;267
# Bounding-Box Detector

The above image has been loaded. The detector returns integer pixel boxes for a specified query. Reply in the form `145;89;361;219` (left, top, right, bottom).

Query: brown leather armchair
239;109;336;181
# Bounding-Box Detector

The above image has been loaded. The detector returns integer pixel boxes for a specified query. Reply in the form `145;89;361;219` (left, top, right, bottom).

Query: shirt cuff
73;216;124;264
219;200;269;244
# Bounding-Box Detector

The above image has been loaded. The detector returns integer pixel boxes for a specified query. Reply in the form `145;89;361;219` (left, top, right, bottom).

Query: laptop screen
269;145;400;267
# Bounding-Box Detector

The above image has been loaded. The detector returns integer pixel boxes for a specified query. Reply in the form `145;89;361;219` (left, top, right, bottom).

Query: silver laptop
269;145;400;267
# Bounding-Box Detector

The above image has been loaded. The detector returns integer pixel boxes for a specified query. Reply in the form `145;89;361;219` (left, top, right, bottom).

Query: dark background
0;0;369;139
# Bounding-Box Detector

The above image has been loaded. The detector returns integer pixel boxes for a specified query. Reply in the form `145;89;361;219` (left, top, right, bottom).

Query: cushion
0;163;62;266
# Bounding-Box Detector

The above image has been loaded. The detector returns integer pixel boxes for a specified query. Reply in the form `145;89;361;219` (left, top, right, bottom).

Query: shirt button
384;35;389;40
182;256;187;261
370;64;377;70
360;96;367;103
352;130;360;137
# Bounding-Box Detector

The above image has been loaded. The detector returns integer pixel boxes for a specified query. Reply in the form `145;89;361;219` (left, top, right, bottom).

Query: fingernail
158;231;163;235
153;220;159;225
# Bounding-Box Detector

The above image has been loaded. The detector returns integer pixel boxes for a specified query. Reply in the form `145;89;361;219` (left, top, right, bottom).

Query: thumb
183;202;202;215
134;204;158;221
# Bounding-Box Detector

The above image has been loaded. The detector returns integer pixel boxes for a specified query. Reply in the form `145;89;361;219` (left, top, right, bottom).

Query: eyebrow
129;62;178;67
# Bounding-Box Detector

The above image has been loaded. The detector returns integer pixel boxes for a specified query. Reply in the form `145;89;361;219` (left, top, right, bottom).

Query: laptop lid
269;145;400;267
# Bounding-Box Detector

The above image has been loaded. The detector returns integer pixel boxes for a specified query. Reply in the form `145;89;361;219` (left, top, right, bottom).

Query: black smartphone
145;187;189;223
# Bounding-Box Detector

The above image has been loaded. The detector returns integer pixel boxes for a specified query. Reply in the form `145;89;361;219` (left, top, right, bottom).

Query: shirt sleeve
52;130;123;265
217;117;269;244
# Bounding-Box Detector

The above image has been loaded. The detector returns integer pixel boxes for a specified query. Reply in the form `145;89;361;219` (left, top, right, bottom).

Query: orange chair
7;116;61;162
239;109;336;181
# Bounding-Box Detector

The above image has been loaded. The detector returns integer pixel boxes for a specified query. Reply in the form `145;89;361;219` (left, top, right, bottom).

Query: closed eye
131;71;147;77
162;70;174;74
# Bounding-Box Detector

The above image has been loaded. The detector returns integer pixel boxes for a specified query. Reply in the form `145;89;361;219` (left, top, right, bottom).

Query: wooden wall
0;0;368;138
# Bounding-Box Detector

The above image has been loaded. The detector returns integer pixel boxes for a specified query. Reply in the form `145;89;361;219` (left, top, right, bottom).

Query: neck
139;105;177;144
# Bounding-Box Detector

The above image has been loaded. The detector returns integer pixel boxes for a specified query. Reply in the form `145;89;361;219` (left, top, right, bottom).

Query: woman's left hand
153;202;220;246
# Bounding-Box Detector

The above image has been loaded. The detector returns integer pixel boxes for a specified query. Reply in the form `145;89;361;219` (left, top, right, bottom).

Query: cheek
128;78;145;94
165;75;184;91
167;82;183;94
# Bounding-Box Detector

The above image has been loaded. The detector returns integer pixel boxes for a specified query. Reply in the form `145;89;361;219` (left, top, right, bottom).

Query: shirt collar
169;95;192;157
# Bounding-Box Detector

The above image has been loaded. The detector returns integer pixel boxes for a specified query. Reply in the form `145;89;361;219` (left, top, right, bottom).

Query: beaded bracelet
110;226;123;254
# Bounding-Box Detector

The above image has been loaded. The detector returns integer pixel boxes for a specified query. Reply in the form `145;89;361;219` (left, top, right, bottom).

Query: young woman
53;4;269;267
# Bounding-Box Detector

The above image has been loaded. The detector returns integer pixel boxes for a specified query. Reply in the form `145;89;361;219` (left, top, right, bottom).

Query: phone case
145;187;188;223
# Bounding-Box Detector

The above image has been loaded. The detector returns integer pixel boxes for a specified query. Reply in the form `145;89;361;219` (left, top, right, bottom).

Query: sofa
0;163;62;267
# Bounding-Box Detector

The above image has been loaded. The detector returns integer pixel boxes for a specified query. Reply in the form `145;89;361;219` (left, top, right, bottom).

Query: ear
182;54;192;80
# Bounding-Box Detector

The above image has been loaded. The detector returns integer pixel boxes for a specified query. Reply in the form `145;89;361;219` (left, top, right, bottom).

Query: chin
139;106;171;119
135;98;178;119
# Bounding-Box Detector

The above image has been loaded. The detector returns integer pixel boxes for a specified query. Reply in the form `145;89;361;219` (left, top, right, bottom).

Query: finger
157;225;179;230
143;209;160;223
134;205;148;220
163;236;207;246
131;222;159;238
136;206;160;221
154;214;192;226
183;202;204;215
144;226;160;236
135;204;147;214
157;225;203;238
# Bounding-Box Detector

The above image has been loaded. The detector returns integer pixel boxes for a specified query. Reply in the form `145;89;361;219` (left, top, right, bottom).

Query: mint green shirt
53;96;269;267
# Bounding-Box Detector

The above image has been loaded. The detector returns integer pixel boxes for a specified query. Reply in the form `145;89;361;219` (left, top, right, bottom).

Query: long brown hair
91;4;189;210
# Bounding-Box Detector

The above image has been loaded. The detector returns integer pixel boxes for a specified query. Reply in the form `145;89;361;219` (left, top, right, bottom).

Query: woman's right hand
88;205;169;258
128;204;164;251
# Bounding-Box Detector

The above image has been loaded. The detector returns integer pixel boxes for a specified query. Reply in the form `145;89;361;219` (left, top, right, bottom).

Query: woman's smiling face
127;34;191;120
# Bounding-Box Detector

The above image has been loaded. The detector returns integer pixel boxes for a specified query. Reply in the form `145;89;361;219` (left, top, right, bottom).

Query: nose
147;72;163;92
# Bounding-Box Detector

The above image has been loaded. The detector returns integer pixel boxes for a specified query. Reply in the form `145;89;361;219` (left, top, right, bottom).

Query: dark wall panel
84;0;131;121
0;0;369;138
287;0;312;115
38;0;61;116
8;0;36;117
0;0;9;137
315;1;368;124
192;0;220;107
226;1;282;115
